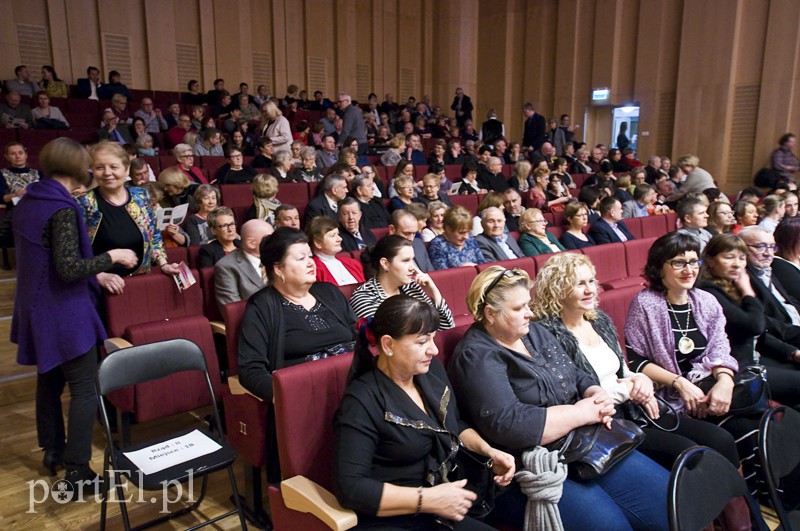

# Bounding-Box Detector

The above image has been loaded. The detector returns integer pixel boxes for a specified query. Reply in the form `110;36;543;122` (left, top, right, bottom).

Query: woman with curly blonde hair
531;252;740;469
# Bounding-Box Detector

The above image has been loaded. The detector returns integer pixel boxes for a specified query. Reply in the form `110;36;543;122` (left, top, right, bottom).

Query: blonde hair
518;208;544;233
477;191;505;214
111;93;127;105
677;154;699;169
252;173;278;199
262;100;282;121
530;253;598;321
466;266;532;323
514;160;532;183
388;134;406;149
443;205;472;232
394;175;414;192
157;166;190;190
89;140;130;169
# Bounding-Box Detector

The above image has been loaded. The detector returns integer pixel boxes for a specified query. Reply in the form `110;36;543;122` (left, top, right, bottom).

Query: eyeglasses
531;218;548;224
747;244;778;253
179;154;194;159
479;268;523;313
217;222;236;230
667;259;703;270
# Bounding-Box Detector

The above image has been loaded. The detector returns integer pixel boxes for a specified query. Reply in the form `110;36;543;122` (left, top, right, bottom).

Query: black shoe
65;464;107;495
42;450;63;476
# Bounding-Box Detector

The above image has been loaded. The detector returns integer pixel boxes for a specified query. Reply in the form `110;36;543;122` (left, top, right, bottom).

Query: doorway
612;106;639;150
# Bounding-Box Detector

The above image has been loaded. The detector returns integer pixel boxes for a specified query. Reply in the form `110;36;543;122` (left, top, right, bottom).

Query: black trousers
639;414;740;469
762;356;800;409
36;346;98;466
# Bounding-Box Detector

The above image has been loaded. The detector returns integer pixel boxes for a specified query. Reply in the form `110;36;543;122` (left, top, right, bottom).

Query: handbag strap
637;394;681;432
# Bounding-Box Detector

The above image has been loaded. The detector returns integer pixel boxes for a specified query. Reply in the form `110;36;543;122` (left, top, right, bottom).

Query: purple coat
624;288;738;412
11;178;107;373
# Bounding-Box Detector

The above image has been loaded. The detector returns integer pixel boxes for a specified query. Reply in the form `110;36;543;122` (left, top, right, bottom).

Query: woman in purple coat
11;138;137;485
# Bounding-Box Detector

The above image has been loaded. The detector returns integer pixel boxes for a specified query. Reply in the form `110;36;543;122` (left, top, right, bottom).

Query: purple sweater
624;288;738;411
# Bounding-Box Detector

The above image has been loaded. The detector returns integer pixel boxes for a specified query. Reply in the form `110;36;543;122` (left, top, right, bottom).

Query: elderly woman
173;143;208;184
338;146;362;176
570;148;593;174
389;175;416;213
518;208;565;256
351;173;390;230
269;150;298;183
305;216;365;286
12;138;137;484
448;267;669;530
732;199;758;234
560;202;596;250
215;147;256;184
335;296;514;529
109;93;131;123
533;253;740;469
428;206;486;269
388;160;418;199
246;173;281;225
199;206;239;268
699;233;800;410
706;201;735;236
157;167;194;208
290;146;323;182
260;100;292;153
140;182;188;248
380;134;405;167
77;141;180;293
421;201;447;243
624;232;765;494
32;91;69;128
185;184;220;245
351;236;455;328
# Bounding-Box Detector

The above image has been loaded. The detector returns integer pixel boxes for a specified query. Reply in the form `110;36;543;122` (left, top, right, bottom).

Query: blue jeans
493;450;669;531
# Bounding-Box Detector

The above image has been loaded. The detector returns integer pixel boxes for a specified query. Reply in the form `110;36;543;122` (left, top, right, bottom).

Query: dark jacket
304;193;339;224
588;218;635;244
199;239;239;269
412;238;434;273
357;197;390;230
522;113;547;150
475;232;524;262
771;257;800;303
339;224;376;252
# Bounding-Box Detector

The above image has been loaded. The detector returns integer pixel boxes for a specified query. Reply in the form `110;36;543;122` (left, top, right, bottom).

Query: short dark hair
578;185;602;208
187;79;198;90
260;227;308;282
461;160;479;177
338;196;359;210
14;65;26;76
258;137;273;149
87;66;99;76
213;78;224;85
202;127;220;141
239;82;248;89
632;183;653;202
39;138;90;185
275;204;298;217
598;196;620;216
644;232;700;293
108;70;121;82
775;216;800;256
676;197;706;222
779;133;795;147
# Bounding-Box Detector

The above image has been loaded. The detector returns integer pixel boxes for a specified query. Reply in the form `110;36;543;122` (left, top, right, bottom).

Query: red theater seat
450;194;479;215
597;284;645;349
640;215;668;238
623;237;657;282
581;243;645;290
198;266;223;323
275;182;309;206
434;323;472;368
624;217;643;239
428;266;478;326
219;184;254;211
476;256;537;280
164;246;188;265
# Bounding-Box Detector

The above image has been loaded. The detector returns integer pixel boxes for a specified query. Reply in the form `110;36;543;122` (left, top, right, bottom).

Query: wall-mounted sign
592;88;610;102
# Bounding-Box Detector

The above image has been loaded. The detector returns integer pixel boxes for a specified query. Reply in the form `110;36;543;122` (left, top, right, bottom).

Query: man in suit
76;66;103;99
96;110;134;144
588;196;635;244
503;188;525;232
388;209;434;273
475;207;524;262
304;173;348;225
478;156;510;193
414;173;453;208
522;102;546;153
214;220;274;312
622;183;655;219
338;197;376;252
450;87;473;128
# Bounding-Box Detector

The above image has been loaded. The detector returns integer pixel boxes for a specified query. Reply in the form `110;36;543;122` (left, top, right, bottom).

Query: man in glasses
740;227;800;335
676;197;712;253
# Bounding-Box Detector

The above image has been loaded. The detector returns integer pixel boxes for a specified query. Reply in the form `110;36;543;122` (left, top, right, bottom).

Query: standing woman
77;141;181;294
260;100;292;154
12;138;137;483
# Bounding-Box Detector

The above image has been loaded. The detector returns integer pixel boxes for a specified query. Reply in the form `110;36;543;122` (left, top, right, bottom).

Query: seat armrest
209;320;226;335
281;475;357;531
104;337;133;353
227;375;263;401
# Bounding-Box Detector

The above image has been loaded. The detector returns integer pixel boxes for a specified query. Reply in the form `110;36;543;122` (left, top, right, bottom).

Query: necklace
667;300;695;354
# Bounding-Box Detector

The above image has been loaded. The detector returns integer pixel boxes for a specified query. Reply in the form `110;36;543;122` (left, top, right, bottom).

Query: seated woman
335;295;514;530
140;182;188;248
268;150;298;183
518;208;565;256
135;133;157;156
731;199;758;234
227;127;254;156
199;206;239;268
448;266;669;530
529;166;571;212
706;201;735;236
389;175;415;213
238;227;357;400
388;159;419;199
350;236;455;328
290;146;323;182
77;141;181;293
338;144;363;175
700;233;800;410
241;174;280;225
624;232;765;494
185;184;219;245
533;252;740;469
380;134;405;167
421;200;447;243
545;174;572;211
173;143;208;185
215;146;257;184
550;157;574;188
774;217;800;301
32;91;69;128
560;201;596;250
157;167;195;209
306;215;365;286
428;206;486;270
109;93;131;123
757;194;785;234
613;174;633;204
459;160;485;195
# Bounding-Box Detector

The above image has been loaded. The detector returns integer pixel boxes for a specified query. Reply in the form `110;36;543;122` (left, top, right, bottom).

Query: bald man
214;219;274;311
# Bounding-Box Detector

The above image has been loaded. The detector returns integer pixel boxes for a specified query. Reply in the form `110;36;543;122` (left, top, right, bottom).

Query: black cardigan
237;282;356;400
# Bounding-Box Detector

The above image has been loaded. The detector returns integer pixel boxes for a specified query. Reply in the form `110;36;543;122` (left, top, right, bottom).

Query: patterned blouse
427;234;486;270
349;277;455;329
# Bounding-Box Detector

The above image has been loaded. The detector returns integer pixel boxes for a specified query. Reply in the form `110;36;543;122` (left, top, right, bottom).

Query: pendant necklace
668;299;695;355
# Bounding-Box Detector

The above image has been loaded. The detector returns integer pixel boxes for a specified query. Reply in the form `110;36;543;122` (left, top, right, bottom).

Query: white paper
123;429;222;476
449;181;462;194
155;203;189;230
173;261;196;292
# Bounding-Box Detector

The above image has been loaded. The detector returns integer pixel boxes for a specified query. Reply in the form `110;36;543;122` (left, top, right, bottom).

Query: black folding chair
668;446;767;531
96;338;247;530
759;406;800;531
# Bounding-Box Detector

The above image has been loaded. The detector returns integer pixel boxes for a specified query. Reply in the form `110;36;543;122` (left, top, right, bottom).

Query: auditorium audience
471;191;505;236
387;209;435;273
193;127;224;157
305;173;347;224
76;66;102;100
458;160;484;195
290;146;323;182
140;182;188;248
6;65;39;97
315;134;339;169
31;91;69;129
502;188;524;232
528;166;568;212
389;175;416;213
783;190;798;218
243;174;280;225
476;206;524;261
12;138;138;486
78;141;180;284
335;295;512;529
252;137;274;170
518;208;565;256
414;172;453;208
261;100;292;154
428;206;485;269
268;151;296;183
173;142;207;184
133;97;168;134
666;154;717;203
622;183;655;218
185;184;219;245
772;133;799;183
157;166;194;208
533;252;740;469
214;219;273;311
448;266;669;530
588;196;635;244
477;156;510;193
274;204;301;229
2;142;39;206
306;215;365;286
624;232;764;495
199;206;239;268
774;217;800;301
560;201;596;250
0;91;34;129
98;70;129;100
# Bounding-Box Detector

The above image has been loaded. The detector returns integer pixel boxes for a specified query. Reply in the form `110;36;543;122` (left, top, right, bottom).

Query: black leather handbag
696;365;769;415
548;419;645;481
453;445;497;518
621;394;681;432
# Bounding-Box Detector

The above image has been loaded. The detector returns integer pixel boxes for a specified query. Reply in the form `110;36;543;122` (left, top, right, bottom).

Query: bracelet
671;375;682;389
416;486;423;515
717;371;734;382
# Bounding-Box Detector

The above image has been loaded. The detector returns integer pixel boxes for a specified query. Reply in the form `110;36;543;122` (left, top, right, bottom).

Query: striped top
349;277;455;330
